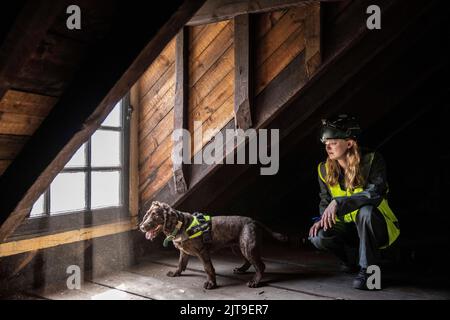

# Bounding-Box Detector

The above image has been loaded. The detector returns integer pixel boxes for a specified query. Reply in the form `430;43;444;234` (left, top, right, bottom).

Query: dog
139;201;288;289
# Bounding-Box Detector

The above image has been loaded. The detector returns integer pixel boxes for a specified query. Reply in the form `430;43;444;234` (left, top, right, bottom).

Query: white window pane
91;130;121;167
50;172;85;214
91;171;120;209
65;143;86;168
102;101;121;127
30;193;45;217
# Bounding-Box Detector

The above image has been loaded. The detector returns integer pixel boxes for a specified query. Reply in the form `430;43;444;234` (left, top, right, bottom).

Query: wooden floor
15;245;450;300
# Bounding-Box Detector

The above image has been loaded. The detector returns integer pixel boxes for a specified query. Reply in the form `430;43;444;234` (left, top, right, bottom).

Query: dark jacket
318;150;389;217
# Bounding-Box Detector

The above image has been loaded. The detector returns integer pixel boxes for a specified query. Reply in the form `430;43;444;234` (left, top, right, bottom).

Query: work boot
352;268;382;290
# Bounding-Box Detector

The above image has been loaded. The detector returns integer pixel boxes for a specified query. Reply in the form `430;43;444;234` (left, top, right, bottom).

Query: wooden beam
172;28;189;194
129;84;140;217
187;0;331;26
0;0;206;243
0;1;66;101
304;2;321;78
0;218;137;257
234;14;253;130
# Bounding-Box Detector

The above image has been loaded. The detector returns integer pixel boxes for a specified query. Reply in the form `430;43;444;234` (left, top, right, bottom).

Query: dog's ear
151;200;161;207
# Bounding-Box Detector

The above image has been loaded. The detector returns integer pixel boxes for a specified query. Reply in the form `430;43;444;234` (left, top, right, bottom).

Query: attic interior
0;0;449;300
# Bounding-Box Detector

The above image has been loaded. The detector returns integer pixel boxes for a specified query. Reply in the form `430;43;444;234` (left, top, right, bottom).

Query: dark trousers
309;205;389;268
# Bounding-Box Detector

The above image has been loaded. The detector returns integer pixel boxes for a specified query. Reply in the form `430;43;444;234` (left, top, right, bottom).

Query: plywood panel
0;90;57;117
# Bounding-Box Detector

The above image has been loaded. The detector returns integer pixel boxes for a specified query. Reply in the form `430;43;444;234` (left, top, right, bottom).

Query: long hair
325;140;364;191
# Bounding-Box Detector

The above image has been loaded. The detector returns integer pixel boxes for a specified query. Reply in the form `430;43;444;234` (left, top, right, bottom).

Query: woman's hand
320;199;338;231
309;221;322;238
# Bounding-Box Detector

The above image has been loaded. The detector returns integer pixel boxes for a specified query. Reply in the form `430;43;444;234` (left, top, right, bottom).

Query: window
16;97;131;237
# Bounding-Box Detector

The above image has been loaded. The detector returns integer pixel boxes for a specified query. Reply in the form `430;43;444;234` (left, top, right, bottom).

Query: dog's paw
203;281;217;290
247;280;260;288
167;270;181;277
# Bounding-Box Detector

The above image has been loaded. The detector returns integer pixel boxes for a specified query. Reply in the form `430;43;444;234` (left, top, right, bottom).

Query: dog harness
163;213;212;247
186;213;212;242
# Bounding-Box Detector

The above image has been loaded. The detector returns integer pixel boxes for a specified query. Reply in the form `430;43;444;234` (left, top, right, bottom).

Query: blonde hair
325;140;364;191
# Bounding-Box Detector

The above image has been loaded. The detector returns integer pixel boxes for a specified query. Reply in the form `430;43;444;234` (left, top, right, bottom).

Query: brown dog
139;201;288;289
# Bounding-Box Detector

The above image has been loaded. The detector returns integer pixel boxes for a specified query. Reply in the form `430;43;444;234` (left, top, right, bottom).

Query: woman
309;114;400;290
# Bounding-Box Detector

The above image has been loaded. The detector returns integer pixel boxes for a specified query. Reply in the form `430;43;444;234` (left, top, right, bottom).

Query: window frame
11;94;131;240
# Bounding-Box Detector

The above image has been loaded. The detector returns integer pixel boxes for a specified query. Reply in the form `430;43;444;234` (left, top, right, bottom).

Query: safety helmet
320;114;361;144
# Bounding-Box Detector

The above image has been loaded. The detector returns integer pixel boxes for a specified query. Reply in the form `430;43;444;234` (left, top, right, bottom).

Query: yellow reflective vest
318;153;400;248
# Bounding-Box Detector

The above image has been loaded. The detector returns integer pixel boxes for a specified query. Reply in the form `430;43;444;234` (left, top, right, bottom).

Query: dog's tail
256;221;288;242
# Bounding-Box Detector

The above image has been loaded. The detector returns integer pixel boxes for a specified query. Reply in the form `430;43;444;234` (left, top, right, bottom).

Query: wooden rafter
234;14;253;130
173;27;189;194
187;0;332;26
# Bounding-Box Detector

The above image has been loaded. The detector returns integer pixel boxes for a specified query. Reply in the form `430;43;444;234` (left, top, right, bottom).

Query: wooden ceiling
0;0;119;176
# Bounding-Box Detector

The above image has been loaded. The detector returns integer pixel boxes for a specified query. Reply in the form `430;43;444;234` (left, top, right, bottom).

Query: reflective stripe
186;215;211;239
318;153;400;248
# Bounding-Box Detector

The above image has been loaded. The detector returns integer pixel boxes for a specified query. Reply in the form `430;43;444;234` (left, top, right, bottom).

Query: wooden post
173;27;189;194
129;85;140;217
234;14;253;130
304;2;321;79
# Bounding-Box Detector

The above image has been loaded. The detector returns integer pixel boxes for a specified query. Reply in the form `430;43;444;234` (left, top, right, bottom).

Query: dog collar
163;220;183;247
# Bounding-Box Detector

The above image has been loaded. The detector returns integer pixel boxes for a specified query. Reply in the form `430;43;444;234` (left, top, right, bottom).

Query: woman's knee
357;205;377;222
310;230;334;251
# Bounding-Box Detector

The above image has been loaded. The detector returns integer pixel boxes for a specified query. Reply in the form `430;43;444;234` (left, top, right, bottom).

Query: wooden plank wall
138;39;176;204
138;4;320;206
138;20;236;203
188;20;235;157
255;6;308;96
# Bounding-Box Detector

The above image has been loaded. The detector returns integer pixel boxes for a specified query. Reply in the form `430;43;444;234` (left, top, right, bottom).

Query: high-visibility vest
318;153;400;248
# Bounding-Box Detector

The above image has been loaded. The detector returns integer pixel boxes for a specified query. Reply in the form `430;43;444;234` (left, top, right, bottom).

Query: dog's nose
139;225;146;233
